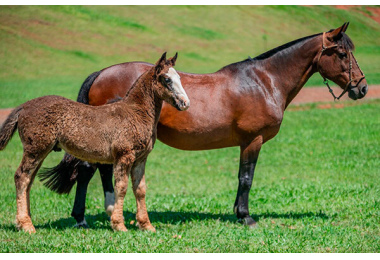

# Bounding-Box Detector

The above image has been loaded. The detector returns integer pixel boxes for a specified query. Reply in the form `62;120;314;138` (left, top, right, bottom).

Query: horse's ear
342;22;350;32
171;52;178;66
327;22;347;41
155;52;167;75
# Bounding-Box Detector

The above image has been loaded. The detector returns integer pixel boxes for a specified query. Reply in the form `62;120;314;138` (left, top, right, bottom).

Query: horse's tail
38;153;83;194
0;106;23;151
76;70;101;103
37;70;101;194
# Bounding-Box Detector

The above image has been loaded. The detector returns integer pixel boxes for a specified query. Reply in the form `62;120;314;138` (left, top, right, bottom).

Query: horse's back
88;62;153;106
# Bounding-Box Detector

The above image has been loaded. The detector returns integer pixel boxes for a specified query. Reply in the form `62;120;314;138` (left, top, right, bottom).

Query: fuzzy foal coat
0;56;184;233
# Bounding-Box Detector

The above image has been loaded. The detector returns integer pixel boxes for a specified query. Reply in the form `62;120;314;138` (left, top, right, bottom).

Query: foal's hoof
19;225;36;234
136;222;156;232
111;223;128;232
238;217;257;228
16;218;36;233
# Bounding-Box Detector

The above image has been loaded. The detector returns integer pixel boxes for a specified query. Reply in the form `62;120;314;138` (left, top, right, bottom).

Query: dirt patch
291;85;380;105
366;7;380;24
1;85;380;125
335;5;380;24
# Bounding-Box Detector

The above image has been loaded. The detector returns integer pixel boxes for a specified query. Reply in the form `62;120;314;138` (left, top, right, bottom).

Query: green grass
1;6;380;108
0;99;379;252
0;5;379;252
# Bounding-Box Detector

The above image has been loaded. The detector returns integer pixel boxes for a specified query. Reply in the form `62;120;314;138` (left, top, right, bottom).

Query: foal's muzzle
174;94;190;111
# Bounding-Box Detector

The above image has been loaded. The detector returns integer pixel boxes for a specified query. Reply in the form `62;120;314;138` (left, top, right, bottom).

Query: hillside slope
0;6;379;108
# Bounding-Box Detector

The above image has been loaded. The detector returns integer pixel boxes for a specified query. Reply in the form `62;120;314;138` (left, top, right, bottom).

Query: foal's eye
165;78;172;84
338;52;347;58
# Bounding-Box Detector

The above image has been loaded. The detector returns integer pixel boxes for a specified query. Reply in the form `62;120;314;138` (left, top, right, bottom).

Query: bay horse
40;23;367;228
0;52;189;233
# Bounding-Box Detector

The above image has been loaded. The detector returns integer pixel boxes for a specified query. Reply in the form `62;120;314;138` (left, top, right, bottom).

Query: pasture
0;99;379;252
0;5;379;253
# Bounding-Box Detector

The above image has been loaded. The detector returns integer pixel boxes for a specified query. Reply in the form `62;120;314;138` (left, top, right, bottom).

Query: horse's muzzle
348;84;368;100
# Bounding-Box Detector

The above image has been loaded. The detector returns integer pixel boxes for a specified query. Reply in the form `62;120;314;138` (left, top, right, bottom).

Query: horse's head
317;22;367;100
153;52;190;111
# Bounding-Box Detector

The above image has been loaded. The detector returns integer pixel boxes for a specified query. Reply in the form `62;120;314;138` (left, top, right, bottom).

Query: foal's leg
98;164;115;217
234;136;263;227
14;153;44;233
131;160;155;232
26;163;43;217
110;155;133;232
71;162;97;228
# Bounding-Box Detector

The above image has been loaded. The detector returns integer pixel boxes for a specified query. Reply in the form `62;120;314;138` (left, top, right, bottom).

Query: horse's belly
157;124;238;150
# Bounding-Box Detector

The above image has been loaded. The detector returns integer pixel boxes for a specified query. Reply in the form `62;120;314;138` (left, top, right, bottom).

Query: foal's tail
37;70;101;194
0;106;23;151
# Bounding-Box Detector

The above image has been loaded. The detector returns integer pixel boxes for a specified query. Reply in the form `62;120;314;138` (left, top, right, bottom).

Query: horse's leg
71;162;97;228
131;160;155;232
98;164;115;217
110;155;133;232
14;153;44;233
234;136;263;227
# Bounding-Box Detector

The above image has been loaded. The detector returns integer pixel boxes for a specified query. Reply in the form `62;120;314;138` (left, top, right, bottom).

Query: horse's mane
252;33;322;61
221;30;355;71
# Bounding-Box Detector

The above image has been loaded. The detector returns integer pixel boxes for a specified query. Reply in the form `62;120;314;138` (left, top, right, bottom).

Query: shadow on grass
0;210;330;231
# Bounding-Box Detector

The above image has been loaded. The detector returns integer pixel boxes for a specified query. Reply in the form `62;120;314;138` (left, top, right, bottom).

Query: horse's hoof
105;205;114;217
239;217;257;228
73;219;89;229
74;223;89;229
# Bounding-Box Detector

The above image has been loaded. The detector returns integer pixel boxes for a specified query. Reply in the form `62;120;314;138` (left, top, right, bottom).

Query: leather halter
317;32;366;100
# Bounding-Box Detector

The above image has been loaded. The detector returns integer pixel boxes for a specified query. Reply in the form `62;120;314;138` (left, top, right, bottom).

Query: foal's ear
155;52;167;75
327;22;348;41
170;52;178;66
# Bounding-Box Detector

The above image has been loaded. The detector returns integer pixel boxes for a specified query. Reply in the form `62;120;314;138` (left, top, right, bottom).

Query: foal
0;52;189;233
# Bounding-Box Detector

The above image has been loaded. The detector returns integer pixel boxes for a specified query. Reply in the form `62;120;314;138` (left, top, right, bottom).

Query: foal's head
153;52;190;111
317;22;367;100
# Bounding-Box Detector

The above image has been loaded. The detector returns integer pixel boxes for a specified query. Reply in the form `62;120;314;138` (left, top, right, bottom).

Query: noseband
317;32;365;100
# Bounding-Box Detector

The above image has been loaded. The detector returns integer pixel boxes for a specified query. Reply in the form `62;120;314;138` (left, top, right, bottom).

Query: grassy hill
0;5;379;108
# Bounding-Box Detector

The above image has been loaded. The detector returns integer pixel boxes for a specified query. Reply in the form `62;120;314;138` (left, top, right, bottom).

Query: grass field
0;99;379;252
0;5;379;253
0;6;380;108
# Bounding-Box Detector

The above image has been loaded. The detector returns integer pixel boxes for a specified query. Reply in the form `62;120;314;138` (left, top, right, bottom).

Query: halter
317;32;365;100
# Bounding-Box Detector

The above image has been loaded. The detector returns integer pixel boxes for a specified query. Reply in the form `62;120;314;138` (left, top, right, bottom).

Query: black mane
220;29;355;71
253;33;322;61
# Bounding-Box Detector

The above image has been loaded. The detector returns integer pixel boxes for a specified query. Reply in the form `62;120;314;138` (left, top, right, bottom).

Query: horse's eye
165;78;172;84
338;52;347;58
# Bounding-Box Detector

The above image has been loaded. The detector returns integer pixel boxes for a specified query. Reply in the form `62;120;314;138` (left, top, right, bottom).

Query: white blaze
166;67;190;110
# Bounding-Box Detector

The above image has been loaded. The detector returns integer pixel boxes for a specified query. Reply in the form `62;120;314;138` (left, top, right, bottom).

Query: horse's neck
123;70;163;128
256;35;322;108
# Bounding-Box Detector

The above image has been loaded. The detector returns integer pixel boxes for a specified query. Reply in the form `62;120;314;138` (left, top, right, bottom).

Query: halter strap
317;32;365;100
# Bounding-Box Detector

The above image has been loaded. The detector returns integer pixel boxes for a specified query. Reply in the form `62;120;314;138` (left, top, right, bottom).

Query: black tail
39;153;83;194
37;71;101;194
77;70;101;103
